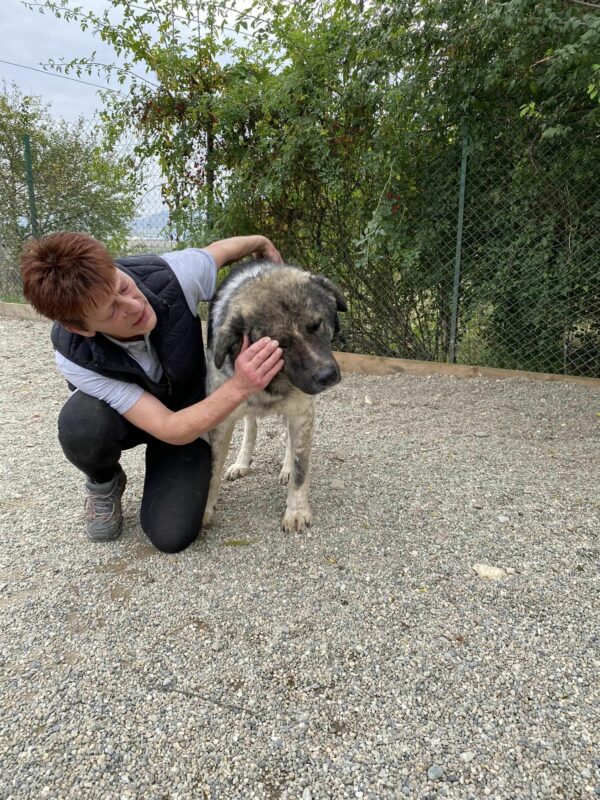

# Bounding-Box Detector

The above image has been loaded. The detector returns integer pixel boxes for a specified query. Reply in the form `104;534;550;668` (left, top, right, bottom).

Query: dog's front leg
281;407;314;533
225;415;257;481
278;428;292;485
203;418;236;527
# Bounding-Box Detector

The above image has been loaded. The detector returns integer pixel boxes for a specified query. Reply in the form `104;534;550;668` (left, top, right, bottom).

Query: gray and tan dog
203;260;346;532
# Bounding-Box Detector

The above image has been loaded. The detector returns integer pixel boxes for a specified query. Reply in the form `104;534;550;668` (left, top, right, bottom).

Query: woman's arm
203;235;283;269
123;336;283;445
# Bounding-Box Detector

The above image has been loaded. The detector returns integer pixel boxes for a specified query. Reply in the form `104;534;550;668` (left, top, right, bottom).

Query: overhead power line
25;1;268;41
0;58;124;94
130;2;272;29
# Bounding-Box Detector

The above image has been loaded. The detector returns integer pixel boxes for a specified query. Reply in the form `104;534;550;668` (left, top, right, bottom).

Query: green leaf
223;538;255;547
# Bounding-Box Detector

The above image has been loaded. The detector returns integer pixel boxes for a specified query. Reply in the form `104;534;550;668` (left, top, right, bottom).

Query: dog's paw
202;506;215;528
225;464;250;481
278;465;291;485
281;508;313;533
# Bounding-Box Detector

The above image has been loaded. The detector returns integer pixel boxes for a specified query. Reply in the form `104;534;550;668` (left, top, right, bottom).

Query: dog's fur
203;260;346;532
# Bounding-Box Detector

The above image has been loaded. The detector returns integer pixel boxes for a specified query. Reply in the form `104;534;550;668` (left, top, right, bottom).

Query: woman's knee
142;518;203;554
58;392;123;457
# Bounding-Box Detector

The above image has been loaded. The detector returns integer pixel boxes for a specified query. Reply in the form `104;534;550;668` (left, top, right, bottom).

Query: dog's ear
310;274;348;312
213;312;245;369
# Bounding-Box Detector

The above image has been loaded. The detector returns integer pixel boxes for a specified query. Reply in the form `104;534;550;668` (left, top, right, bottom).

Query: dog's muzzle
300;363;341;395
314;364;339;390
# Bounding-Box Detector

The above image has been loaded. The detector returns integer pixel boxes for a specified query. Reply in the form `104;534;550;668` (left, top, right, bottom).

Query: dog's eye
306;320;322;334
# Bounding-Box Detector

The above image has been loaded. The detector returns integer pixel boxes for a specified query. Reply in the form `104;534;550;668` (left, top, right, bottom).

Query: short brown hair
21;232;116;327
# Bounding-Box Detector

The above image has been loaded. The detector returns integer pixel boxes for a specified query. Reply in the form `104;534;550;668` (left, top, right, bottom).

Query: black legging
58;390;211;553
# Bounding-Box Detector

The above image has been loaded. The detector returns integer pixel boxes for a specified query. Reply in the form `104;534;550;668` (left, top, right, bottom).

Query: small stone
428;765;444;780
473;563;508;580
331;478;345;490
364;395;374;405
460;751;475;763
302;789;313;800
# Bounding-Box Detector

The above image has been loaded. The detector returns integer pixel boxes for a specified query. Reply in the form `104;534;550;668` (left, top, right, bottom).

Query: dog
203;260;347;532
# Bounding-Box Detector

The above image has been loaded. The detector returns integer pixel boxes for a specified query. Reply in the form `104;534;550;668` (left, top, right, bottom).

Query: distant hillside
130;210;170;234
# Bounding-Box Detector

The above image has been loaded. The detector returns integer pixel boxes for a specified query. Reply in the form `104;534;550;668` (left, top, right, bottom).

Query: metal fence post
448;123;469;363
22;133;40;239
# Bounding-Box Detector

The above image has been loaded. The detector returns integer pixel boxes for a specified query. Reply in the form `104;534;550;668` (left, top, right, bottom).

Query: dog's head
212;268;347;396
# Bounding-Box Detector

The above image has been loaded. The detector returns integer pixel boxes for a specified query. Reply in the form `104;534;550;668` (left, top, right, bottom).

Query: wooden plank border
2;302;599;388
0;301;45;321
333;351;600;388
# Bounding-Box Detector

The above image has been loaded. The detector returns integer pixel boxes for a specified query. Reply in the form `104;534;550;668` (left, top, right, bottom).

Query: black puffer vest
51;254;207;411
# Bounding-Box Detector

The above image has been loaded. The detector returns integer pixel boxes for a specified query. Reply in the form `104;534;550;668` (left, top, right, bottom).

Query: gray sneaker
84;468;127;542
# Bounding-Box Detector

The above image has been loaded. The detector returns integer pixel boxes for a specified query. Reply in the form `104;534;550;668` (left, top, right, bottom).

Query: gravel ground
1;317;599;800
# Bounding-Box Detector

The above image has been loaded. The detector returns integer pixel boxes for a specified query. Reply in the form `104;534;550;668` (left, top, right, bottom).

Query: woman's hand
231;336;284;397
252;237;283;264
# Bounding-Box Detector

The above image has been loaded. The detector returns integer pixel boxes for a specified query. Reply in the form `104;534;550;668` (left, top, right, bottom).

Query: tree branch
566;0;600;11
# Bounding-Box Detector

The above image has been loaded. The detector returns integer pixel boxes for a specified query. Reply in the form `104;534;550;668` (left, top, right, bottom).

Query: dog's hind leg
203;418;236;527
281;407;314;533
225;415;257;481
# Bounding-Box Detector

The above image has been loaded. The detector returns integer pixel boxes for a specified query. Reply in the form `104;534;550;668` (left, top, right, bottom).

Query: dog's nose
315;365;338;388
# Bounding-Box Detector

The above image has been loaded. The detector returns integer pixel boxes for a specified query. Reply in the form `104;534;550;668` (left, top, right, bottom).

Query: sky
1;0;256;122
2;0;130;121
1;0;261;224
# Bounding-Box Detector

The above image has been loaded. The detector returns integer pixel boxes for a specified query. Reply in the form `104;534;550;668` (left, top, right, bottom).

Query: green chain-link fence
1;121;598;378
305;127;600;379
